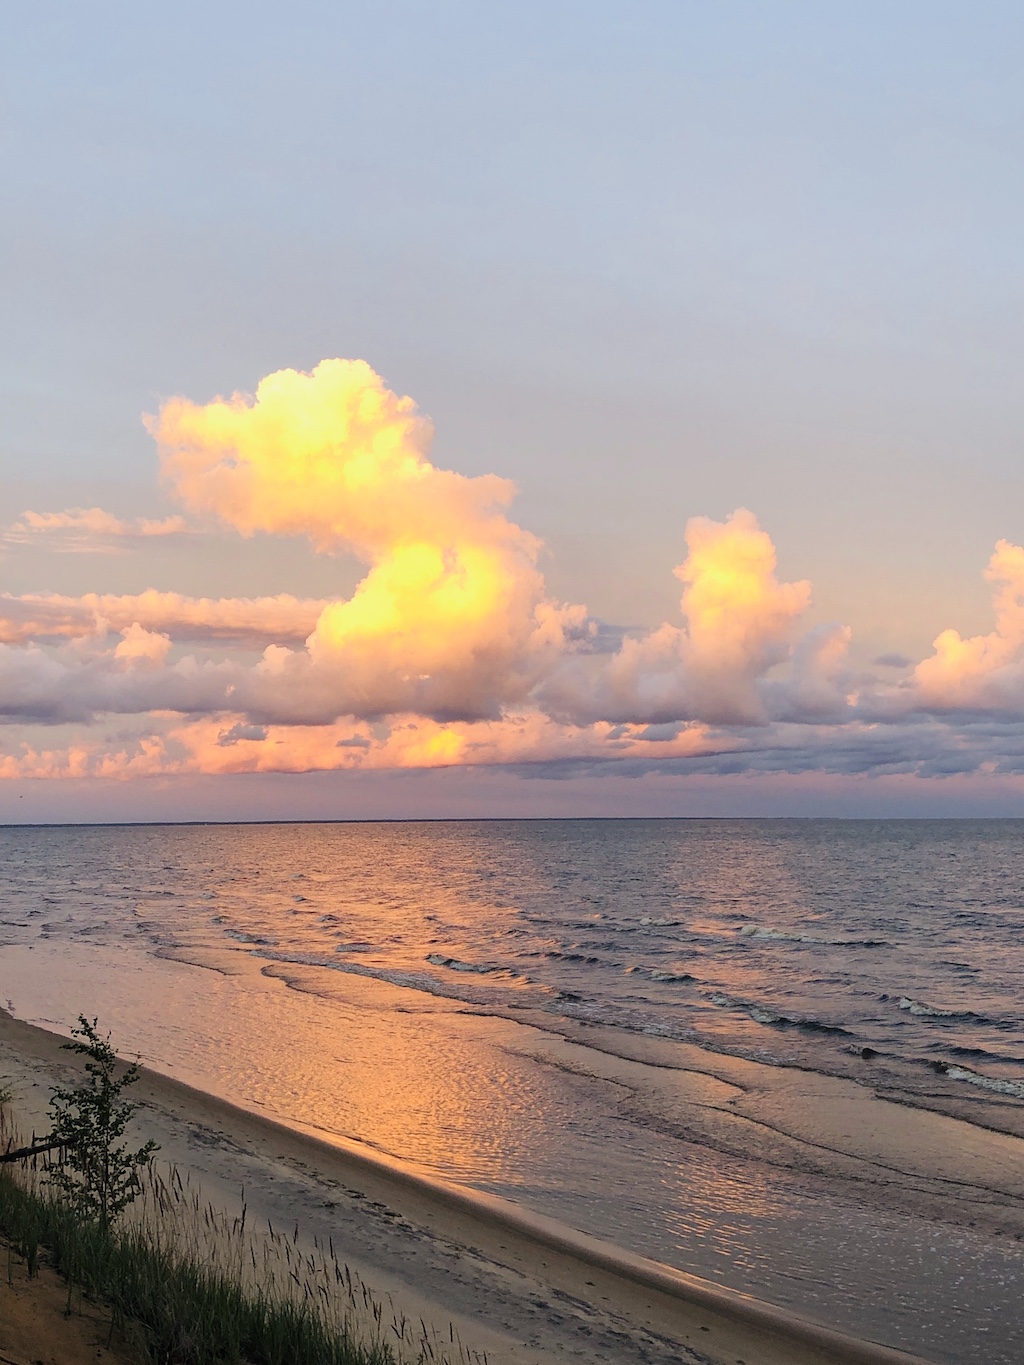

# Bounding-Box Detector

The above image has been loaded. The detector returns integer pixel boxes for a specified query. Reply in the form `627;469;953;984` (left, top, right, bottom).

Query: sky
3;1;1024;819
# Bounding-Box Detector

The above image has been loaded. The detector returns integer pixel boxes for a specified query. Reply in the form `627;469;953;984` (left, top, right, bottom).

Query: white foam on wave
944;1065;1024;1099
749;1006;783;1024
709;991;782;1024
898;996;957;1017
739;925;888;947
256;947;469;1000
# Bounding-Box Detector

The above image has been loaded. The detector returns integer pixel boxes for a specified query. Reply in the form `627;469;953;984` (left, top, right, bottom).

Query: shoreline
0;1007;932;1365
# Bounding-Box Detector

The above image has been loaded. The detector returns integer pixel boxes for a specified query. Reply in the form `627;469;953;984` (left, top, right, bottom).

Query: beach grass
1;1104;482;1365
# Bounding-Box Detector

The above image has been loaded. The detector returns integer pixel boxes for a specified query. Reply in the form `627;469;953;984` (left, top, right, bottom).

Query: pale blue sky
4;2;1024;653
3;3;1024;816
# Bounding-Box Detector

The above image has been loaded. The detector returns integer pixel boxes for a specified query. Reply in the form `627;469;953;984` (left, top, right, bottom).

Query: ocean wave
707;991;851;1035
522;915;605;929
249;948;538;1024
739;925;890;948
898;996;953;1017
943;1065;1024;1099
543;950;607;966
895;996;977;1019
425;953;495;974
257;949;478;1000
945;1043;1024;1067
223;929;277;945
625;965;696;983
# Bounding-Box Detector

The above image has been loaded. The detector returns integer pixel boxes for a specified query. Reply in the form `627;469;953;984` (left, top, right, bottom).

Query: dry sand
0;1251;135;1365
0;1009;932;1365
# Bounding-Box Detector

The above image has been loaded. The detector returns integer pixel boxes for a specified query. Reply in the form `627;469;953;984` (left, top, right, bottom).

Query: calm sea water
1;818;1023;1362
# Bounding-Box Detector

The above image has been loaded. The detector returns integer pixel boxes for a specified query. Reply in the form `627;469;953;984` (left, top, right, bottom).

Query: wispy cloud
5;506;192;552
0;591;327;647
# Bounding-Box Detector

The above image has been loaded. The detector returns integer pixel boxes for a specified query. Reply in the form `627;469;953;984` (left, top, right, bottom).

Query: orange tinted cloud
543;508;813;724
0;591;327;646
680;508;811;687
149;359;588;720
914;539;1024;709
0;709;724;781
6;357;1023;786
6;507;191;551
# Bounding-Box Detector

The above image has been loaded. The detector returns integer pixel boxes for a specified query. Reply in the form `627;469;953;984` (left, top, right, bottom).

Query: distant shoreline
1;814;1023;828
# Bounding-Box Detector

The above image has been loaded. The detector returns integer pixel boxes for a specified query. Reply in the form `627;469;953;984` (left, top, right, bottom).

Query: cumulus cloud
0;634;234;725
913;540;1024;712
763;623;853;722
0;710;724;781
112;623;173;666
0;708;1015;785
1;357;1023;786
148;359;590;721
541;508;815;725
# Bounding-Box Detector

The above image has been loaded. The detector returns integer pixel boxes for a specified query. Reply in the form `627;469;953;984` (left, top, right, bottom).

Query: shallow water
1;818;1023;1362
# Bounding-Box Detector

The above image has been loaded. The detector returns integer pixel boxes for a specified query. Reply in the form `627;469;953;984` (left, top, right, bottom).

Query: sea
0;818;1022;1363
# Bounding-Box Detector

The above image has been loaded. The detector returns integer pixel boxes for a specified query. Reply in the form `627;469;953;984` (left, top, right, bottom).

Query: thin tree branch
0;1138;63;1163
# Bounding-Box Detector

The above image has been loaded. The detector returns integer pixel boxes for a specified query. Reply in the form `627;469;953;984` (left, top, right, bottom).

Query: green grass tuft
1;1043;483;1365
0;1166;401;1363
0;1153;482;1365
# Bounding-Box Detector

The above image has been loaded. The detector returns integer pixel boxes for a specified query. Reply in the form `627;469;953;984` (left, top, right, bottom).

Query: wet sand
0;1008;931;1365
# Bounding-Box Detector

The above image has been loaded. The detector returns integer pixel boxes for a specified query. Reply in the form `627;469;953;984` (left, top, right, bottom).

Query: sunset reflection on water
3;820;1024;1362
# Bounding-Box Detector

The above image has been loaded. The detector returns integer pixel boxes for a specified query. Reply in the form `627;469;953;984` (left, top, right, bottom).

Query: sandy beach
0;1007;935;1365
